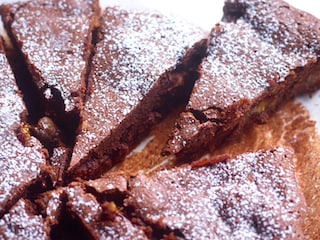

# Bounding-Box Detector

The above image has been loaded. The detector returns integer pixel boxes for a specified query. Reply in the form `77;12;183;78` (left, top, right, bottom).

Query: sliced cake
0;39;48;217
35;188;66;229
0;0;100;138
84;172;128;196
35;187;89;239
66;183;148;239
0;199;50;239
163;0;320;161
125;147;306;239
69;7;208;179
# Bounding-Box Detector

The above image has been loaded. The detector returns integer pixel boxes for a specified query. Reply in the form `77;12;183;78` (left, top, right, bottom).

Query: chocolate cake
0;0;100;138
0;0;317;238
36;188;66;228
0;39;48;218
66;183;148;239
84;172;128;195
72;147;306;238
163;0;320;161
0;199;50;239
68;7;208;179
125;147;306;239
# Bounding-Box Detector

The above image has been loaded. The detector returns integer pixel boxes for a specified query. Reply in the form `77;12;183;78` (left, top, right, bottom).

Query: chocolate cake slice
163;0;320;161
125;147;306;239
0;199;50;239
69;7;208;179
0;39;48;217
65;183;148;239
0;0;100;138
35;187;89;239
35;188;66;229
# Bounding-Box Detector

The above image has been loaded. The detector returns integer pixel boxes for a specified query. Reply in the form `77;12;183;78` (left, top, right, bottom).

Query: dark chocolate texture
126;148;306;239
0;0;100;138
0;199;50;239
66;183;148;240
0;39;48;217
0;1;315;238
163;0;320;160
69;7;208;179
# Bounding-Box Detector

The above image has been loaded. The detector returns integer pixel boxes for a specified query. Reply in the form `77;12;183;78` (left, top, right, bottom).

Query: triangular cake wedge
76;147;306;238
163;0;320;160
0;39;48;217
69;7;208;179
126;147;306;239
0;0;100;137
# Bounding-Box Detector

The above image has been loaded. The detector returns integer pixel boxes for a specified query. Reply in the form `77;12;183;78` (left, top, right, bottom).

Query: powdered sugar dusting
0;47;47;216
71;6;206;167
66;185;147;239
66;186;101;224
0;55;23;128
43;188;65;226
0;132;46;212
167;1;320;155
9;0;97;112
127;148;305;239
238;0;320;55
189;19;316;110
0;199;49;239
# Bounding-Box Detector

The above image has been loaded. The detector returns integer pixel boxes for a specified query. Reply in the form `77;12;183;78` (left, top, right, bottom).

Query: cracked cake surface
66;183;148;240
163;0;320;161
72;147;306;239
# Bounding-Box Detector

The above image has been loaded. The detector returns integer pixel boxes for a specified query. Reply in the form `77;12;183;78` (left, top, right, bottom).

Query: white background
0;0;319;131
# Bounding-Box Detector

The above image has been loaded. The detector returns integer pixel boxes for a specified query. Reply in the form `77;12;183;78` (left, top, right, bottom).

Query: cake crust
0;199;50;240
0;39;48;218
0;0;100;136
126;148;306;239
163;0;320;160
69;7;208;179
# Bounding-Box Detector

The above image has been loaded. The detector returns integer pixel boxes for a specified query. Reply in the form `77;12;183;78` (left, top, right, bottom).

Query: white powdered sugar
10;0;97;112
0;199;49;239
0;47;46;217
71;6;206;168
127;148;305;239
